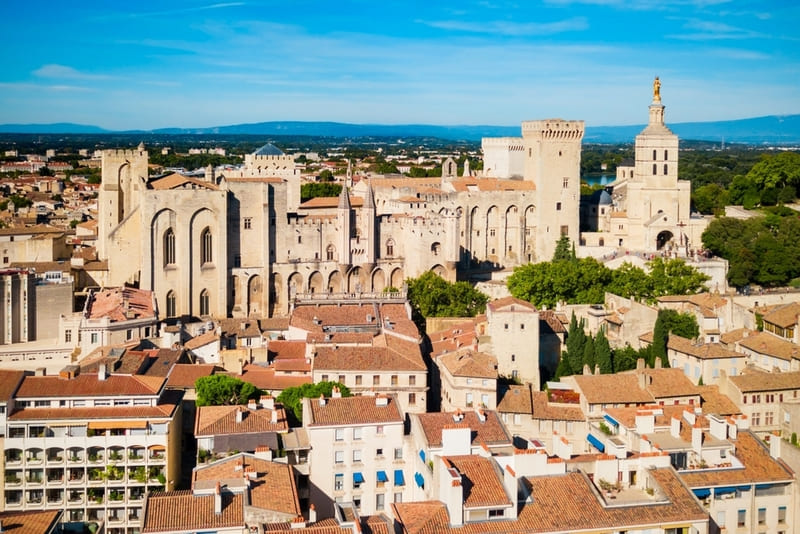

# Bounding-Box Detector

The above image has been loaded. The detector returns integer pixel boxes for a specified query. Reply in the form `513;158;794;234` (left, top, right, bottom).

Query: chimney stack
98;362;107;381
214;482;222;514
260;395;275;410
235;408;243;423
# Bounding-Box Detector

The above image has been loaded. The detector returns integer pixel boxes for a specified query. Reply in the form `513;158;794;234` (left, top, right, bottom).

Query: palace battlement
521;119;585;140
481;137;524;150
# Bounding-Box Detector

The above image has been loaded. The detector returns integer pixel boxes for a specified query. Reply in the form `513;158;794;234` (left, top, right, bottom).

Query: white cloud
33;64;112;80
417;17;588;35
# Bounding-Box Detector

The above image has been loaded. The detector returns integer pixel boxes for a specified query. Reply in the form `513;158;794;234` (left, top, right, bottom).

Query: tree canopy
195;375;260;407
702;215;800;288
406;271;488;331
507;246;709;308
276;381;351;426
300;182;343;202
649;309;699;368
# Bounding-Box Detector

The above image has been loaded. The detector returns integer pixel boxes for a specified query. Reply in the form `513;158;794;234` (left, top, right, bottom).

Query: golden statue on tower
653;76;661;102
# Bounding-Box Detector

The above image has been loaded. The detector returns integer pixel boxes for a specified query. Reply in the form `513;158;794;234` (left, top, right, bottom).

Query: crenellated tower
521;119;585;261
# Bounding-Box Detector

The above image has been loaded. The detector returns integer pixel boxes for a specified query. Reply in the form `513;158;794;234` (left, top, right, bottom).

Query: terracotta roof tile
762;301;800;328
0;510;62;534
142;490;243;533
15;373;165;398
697;385;741;416
166;364;218;389
496;385;532;414
149;172;219;191
444;455;512;508
487;296;536;313
679;431;794;487
192;454;301;516
416;410;511;448
668;335;744;359
86;287;155;321
195;404;288;436
0;370;25;402
307;395;403;426
437;349;497;379
739;331;800;361
728;368;800;393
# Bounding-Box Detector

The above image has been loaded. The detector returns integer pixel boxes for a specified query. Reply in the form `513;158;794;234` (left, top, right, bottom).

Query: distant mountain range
2;114;799;144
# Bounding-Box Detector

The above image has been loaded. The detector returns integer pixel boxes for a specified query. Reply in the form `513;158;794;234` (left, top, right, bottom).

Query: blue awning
377;470;388;483
394;469;405;486
603;414;619;427
714;486;737;495
755;483;773;490
692;488;711;498
419;449;426;462
353;472;364;484
414;472;424;488
587;433;605;452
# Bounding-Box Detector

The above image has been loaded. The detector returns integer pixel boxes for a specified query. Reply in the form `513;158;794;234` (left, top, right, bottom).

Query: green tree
195;375;259;407
651;309;699;368
406;271;488;330
552;235;576;262
300;182;342;202
318;169;334;182
647;258;710;299
594;328;613;374
277;381;350;426
746;151;800;191
691;183;729;215
561;313;587;378
582;335;596;372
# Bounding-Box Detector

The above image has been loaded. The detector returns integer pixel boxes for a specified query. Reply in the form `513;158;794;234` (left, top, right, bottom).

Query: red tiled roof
142;490;243;533
307;395;404;426
195;404;288;436
166;364;218;389
86;287;155;321
445;455;512;508
15;374;165;398
416;410;511;448
0;370;25;402
0;510;62;534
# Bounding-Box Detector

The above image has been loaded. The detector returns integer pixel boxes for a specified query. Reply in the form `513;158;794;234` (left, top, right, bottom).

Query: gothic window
652;164;657;175
243;217;252;229
562;177;569;188
165;291;176;318
556;202;562;211
431;242;441;256
326;244;335;261
163;228;175;266
199;289;210;316
664;164;668;175
653;149;657;160
664;150;668;160
201;227;212;264
385;239;394;257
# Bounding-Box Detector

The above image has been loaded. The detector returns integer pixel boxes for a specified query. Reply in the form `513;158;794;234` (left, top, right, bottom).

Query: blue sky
1;0;798;130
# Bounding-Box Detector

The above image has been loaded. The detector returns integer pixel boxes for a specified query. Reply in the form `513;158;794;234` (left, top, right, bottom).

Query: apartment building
720;368;800;433
2;366;182;534
302;394;408;518
668;334;747;385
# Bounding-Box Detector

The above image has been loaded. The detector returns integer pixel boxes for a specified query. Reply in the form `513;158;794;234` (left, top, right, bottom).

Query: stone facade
98;117;585;319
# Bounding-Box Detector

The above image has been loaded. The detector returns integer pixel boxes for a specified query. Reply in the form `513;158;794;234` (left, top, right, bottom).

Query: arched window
664;163;668;175
652;164;657;175
326;244;335;261
431;242;441;256
199;289;209;316
653;149;657;160
201;227;212;264
386;239;394;257
165;291;176;318
163;228;175;266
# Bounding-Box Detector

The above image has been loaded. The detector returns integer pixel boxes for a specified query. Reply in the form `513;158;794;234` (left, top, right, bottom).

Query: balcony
67;491;84;505
5;473;22;486
47;490;64;505
108;490;125;503
87;489;105;505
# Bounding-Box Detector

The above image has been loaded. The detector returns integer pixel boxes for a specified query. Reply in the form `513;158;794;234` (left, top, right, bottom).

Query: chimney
636;358;645;371
260;395;275;410
98;362;107;381
453;409;464;423
332;386;342;398
691;424;703;454
582;364;591;375
638;371;646;390
654;357;662;369
708;414;727;441
35;367;46;376
235;408;243;423
214;482;222;514
476;408;486;422
234;460;243;472
308;504;317;524
670;416;681;439
319;394;326;406
271;409;278;424
375;395;389;406
770;432;781;459
248;399;258;410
